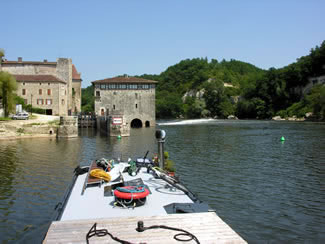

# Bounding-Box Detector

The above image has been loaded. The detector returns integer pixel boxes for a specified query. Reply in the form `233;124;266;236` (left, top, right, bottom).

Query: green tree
0;49;4;61
0;71;17;117
81;85;94;112
307;85;325;120
183;96;207;118
156;91;183;118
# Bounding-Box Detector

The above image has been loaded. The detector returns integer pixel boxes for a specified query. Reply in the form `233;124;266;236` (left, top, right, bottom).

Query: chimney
44;59;48;63
18;57;22;62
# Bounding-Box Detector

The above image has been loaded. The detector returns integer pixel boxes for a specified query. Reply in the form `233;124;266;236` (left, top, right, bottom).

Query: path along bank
0;114;60;140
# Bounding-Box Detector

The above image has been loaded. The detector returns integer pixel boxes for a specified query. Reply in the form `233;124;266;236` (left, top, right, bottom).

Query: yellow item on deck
90;169;111;182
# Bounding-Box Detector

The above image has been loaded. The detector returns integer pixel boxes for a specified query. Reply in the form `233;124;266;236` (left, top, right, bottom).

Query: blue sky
1;0;324;87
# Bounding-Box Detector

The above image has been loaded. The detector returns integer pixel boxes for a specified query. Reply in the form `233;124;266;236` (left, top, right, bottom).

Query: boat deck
49;161;247;243
44;212;246;243
60;164;194;221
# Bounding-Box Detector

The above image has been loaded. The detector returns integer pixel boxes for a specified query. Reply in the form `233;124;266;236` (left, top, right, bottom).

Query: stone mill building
0;57;82;116
92;76;157;134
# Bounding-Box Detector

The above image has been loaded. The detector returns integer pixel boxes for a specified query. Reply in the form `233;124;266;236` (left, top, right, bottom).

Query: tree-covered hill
82;40;325;120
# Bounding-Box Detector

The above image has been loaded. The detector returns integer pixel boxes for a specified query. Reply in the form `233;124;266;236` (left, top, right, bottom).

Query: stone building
92;76;157;129
0;57;82;115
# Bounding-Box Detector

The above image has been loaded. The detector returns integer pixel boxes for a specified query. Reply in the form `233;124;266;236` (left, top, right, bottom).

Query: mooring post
155;130;166;169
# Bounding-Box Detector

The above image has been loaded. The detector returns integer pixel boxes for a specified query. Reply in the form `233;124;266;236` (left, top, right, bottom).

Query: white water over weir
157;118;216;126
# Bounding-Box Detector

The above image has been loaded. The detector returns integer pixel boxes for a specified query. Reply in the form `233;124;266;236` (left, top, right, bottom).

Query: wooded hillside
82;41;325;120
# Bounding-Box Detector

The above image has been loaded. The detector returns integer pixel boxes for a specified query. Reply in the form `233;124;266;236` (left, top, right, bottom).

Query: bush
0;117;11;121
276;110;288;118
24;105;46;114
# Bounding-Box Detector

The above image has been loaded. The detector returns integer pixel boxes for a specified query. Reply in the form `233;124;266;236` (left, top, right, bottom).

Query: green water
0;120;324;243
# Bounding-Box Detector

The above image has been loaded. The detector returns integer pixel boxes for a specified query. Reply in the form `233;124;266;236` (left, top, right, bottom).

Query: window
39;83;41;85
135;104;138;108
22;89;26;95
113;105;115;110
96;91;100;97
23;83;25;86
39;89;42;95
46;99;52;105
48;83;50;85
48;89;51;95
100;84;106;90
37;99;44;105
109;84;116;89
61;99;65;105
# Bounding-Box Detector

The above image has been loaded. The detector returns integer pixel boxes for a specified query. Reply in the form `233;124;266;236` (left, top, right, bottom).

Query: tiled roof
72;64;82;80
92;76;158;84
13;75;66;84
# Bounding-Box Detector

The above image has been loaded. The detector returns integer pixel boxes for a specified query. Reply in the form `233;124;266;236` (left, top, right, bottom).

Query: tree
307;85;325;120
0;48;4;61
0;71;17;117
81;85;94;112
183;96;207;118
156;91;183;118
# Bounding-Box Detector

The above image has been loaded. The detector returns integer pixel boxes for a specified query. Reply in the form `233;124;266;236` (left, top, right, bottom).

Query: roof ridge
13;74;66;84
92;76;158;84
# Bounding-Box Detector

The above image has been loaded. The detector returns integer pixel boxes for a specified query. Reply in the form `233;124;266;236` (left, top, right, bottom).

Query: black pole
31;94;33;116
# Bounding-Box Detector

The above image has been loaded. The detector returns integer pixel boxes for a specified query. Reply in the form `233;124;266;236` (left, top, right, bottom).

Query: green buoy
280;136;285;141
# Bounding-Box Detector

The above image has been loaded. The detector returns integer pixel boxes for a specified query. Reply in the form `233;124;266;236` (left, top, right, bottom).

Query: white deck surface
60;165;193;221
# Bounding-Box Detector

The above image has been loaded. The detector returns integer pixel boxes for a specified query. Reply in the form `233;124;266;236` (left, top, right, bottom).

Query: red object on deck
114;186;149;200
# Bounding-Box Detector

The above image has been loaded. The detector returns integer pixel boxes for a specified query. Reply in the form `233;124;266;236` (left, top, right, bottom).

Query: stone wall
1;63;56;75
56;59;73;114
22;124;57;135
17;82;65;115
0;58;77;116
72;80;82;113
95;87;156;127
57;116;78;138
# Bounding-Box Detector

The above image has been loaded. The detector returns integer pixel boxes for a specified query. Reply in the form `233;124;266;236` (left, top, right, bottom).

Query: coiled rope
86;222;200;244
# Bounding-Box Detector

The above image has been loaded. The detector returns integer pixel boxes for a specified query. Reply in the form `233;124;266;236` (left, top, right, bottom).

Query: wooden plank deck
43;212;246;243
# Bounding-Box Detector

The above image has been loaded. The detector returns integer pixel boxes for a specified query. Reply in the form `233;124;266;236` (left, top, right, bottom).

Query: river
0;120;324;243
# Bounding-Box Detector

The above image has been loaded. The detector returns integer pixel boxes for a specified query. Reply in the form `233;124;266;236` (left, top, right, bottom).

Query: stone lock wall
57;116;78;138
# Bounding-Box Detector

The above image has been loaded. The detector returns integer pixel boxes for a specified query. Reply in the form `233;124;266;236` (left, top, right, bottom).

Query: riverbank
0;114;60;140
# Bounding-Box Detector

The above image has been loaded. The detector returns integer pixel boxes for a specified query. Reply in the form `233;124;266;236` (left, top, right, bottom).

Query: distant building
0;57;82;115
92;76;157;128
